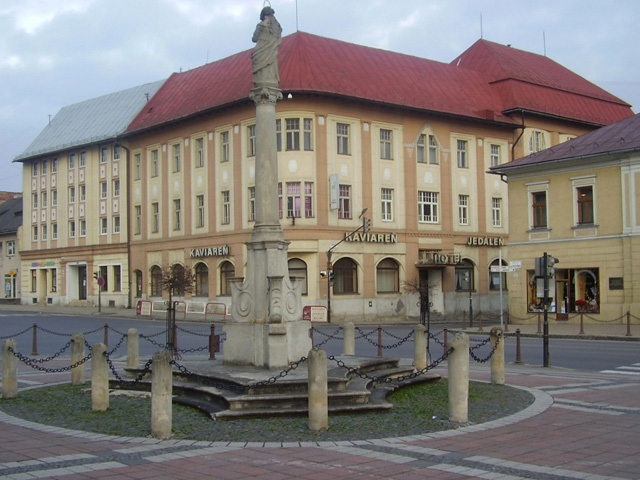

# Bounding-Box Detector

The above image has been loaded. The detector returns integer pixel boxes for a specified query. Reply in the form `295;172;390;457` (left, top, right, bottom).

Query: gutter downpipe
116;141;133;310
510;109;527;164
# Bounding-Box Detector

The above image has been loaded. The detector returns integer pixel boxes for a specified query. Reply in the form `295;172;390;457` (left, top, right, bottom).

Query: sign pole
543;252;550;367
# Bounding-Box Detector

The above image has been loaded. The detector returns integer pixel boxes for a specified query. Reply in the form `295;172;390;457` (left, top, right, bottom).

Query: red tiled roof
491;113;640;173
127;33;633;134
453;39;632;126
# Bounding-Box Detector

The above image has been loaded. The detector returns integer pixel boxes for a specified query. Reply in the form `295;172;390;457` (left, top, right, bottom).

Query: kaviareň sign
190;245;230;258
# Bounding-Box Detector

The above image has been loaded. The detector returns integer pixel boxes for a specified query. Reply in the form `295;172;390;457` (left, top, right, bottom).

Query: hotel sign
467;236;505;247
416;251;461;266
189;245;230;258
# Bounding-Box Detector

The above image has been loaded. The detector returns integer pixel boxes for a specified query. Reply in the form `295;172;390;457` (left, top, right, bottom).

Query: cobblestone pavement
1;359;639;480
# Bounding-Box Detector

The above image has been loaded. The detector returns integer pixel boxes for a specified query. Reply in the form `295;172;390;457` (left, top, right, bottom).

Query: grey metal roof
0;197;23;235
13;79;165;162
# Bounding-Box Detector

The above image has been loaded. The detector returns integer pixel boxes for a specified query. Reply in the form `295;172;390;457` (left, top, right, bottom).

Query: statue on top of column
251;6;282;88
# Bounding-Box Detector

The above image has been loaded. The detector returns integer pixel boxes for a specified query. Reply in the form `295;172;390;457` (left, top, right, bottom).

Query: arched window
455;259;474;292
220;261;235;296
134;270;143;297
150;265;162;297
489;259;508;291
195;263;209;297
377;258;399;293
172;264;185;296
288;258;308;295
333;257;358;294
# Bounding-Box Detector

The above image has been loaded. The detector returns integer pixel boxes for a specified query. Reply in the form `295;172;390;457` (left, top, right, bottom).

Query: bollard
209;325;221;360
579;313;585;335
71;333;85;385
537;312;542;334
477;313;483;332
103;324;109;347
91;343;109;411
627;311;632;337
31;323;38;356
462;311;467;330
515;329;523;364
308;347;328;432
504;312;509;333
151;350;173;439
343;322;355;355
2;339;18;399
127;328;139;368
377;326;382;357
443;328;448;357
490;327;505;385
414;324;427;371
448;332;469;423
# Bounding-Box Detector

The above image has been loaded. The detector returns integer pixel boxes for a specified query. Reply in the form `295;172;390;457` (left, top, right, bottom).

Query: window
304;182;314;217
41;224;47;241
69;187;75;204
100;217;108;235
51;223;57;240
428;135;438;164
417;134;426;163
69;153;76;168
220;261;235;295
380;129;393;159
458;195;469;225
531;191;547;229
32;193;38;208
276;119;282;151
489;259;508;291
418;191;439;223
172;264;186;296
151;149;159;177
31;270;36;292
100;147;108;163
150;266;162;296
249;187;256;222
113;179;120;197
286;182;301;218
247;125;256;157
69;221;76;238
79;185;86;202
151;202;159;233
333;257;358;294
303;118;313;151
172;144;181;172
221;131;230;162
195;263;209;296
80;151;86;167
113;145;120;161
288;258;308;295
529;130;547;153
337;123;350;155
42;191;48;208
492;198;502;228
52;189;57;207
490;144;501;167
51;269;57;292
196;195;205;228
134;270;143;297
134;205;141;235
285;118;300;151
222;191;230;224
377;258;399;293
33;225;39;241
100;182;107;199
33;162;38;176
113;265;122;291
338;185;351;219
79;219;86;237
7;241;15;256
99;266;108;292
113;216;120;234
577;186;594;225
173;199;181;230
457;139;468;168
381;188;393;221
134;153;141;180
51;158;57;173
42;160;48;174
195;137;205;167
455;259;474;291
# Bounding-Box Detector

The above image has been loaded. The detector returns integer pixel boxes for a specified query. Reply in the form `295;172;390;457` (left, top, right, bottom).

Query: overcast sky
2;0;639;192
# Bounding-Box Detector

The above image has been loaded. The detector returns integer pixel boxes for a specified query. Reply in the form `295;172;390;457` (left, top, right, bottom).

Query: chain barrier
175;344;211;354
427;330;446;348
585;313;625;324
107;334;127;356
468;334;501;363
312;327;342;347
175;325;210;337
24;339;73;363
7;345;92;373
107;325;129;336
139;332;170;349
354;327;377;339
360;329;414;349
379;328;409;341
106;353;153;386
0;325;33;341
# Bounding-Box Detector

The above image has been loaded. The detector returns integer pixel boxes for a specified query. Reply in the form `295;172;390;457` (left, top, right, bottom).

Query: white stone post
151;350;173;439
91;343;109;411
308;348;329;431
343;322;355;355
127;328;139;368
414;324;427;371
71;333;85;385
448;332;469;423
490;327;505;385
2;339;18;398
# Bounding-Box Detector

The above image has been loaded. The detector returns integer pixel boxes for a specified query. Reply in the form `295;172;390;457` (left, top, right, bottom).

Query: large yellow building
15;33;633;321
491;113;640;322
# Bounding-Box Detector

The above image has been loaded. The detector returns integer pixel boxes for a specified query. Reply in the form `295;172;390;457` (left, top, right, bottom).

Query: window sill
527;227;550;233
572;223;598;230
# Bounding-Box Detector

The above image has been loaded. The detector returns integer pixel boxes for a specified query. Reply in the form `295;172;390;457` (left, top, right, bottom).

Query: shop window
376;258;399;293
455;259;474;291
288;258;308;295
333;257;358;294
220;261;235;296
150;265;162;297
134;270;143;297
489;259;508;291
195;263;209;297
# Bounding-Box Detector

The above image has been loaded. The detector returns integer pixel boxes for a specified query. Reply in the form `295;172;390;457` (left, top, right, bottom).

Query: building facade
490;113;640;321
15;33;633;321
0;196;22;300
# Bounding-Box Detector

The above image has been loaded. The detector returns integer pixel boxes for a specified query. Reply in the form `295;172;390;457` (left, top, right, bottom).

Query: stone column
127;328;139;368
448;332;469;423
91;343;109;411
343;322;355;355
414;324;427;371
490;327;505;385
308;348;328;431
151;350;173;439
2;339;18;399
71;333;85;385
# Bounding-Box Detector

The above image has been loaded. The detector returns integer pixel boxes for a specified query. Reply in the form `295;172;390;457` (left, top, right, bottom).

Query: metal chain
139;333;169;349
175;344;211;354
468;334;501;363
312;327;342;347
360;329;414;349
7;345;92;373
23;339;73;363
428;331;446;348
107;334;127;356
107;325;128;336
176;325;211;337
354;327;377;339
0;325;33;340
106;354;153;386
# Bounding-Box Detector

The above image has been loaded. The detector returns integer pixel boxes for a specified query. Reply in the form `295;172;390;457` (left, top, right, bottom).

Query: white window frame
381;188;393;221
492;197;502;228
172;143;181;173
100;217;108;235
527;182;549;230
221;131;230;162
457;139;468;168
80;219;86;237
572;176;597;226
173;199;181;230
337;123;350;155
222;191;231;224
196;195;205;228
458;194;469;225
418;191;439;223
380;129;393;160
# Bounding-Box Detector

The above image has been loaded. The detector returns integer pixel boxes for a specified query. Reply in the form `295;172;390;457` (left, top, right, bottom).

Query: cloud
4;0;94;35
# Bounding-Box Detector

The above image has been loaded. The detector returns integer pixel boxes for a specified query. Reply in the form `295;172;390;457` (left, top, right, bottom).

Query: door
78;266;87;300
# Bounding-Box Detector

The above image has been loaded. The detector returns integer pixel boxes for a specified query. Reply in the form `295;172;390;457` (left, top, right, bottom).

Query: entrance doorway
78;266;87;300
